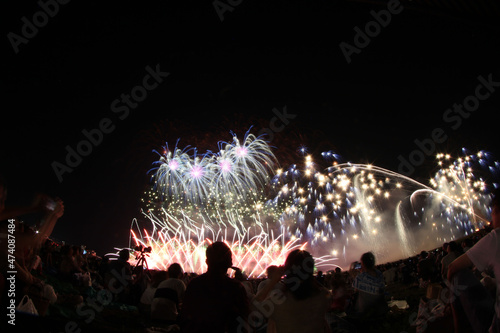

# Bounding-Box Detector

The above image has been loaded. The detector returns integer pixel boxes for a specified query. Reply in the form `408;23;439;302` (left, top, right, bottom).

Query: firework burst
150;129;276;212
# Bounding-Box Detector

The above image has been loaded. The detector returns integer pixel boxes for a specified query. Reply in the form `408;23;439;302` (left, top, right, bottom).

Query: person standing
448;190;500;333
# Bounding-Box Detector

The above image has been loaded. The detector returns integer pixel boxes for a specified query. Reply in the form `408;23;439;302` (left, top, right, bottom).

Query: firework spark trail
395;202;413;258
128;210;322;276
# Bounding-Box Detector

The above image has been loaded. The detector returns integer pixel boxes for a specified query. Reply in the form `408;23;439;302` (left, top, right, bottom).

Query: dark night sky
2;1;500;255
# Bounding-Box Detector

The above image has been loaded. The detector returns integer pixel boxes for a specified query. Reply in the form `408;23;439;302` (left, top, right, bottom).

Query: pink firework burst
190;165;204;179
219;159;232;173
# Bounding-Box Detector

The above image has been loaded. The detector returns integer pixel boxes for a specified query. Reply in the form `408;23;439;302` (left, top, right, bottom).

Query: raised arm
253;266;284;302
447;253;473;282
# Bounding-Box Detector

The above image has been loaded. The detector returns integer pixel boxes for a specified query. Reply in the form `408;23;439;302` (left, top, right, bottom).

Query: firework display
272;149;497;267
151;131;275;206
123;130;499;276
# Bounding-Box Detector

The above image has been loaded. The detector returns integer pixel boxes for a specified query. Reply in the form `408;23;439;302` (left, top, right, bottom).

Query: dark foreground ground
9;279;441;333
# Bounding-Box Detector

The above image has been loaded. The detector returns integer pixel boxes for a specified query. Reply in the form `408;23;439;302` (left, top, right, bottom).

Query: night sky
2;1;500;256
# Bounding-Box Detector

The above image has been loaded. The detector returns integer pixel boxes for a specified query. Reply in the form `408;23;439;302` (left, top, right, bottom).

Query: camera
45;198;56;211
134;245;152;253
134;245;152;271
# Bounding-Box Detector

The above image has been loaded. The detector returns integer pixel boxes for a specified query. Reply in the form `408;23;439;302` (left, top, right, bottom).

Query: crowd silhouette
1;174;499;332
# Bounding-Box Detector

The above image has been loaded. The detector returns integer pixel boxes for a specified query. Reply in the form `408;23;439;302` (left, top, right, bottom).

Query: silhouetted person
330;267;349;312
448;189;500;333
254;249;332;333
348;252;387;321
105;249;134;303
417;251;435;288
179;242;249;333
316;270;325;286
151;263;186;325
257;265;281;294
58;244;82;281
233;267;254;298
461;238;473;252
139;269;168;315
441;241;461;282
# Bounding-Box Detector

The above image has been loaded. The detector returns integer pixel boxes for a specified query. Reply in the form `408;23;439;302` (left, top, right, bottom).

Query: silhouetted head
360;252;376;270
119;249;130;261
206;241;233;272
284;250;314;276
266;265;279;278
168;263;183;279
447;241;459;253
283;250;316;299
462;238;473;248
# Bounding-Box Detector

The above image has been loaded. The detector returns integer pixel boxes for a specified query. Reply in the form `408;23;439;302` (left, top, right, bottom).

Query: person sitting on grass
347;251;388;321
151;263;186;326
